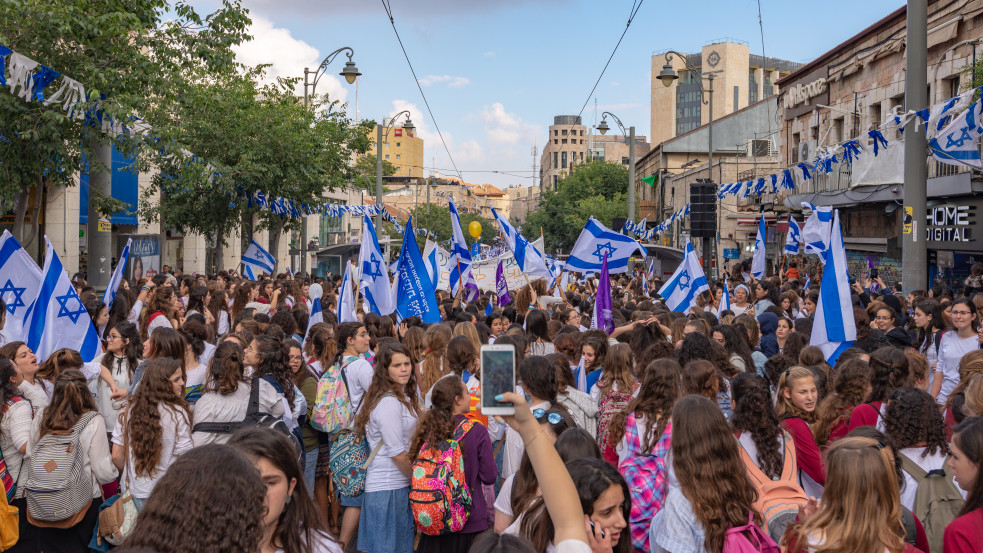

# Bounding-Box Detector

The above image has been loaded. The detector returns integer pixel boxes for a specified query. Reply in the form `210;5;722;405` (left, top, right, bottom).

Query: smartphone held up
480;344;516;416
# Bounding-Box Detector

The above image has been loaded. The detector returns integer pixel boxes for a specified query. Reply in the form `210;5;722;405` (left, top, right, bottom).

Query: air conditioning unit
747;139;776;157
798;140;816;163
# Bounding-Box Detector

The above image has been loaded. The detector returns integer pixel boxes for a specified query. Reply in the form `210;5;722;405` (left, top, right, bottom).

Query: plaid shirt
619;413;672;552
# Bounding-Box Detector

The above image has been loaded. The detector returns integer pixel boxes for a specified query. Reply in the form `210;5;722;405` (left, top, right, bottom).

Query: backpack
410;419;475;535
737;431;808;543
596;384;636;451
619;414;672;552
311;356;358;434
25;411;99;528
722;513;781;553
898;452;964;553
328;392;393;497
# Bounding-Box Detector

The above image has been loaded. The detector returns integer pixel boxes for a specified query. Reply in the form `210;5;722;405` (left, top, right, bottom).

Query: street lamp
300;47;361;277
660;50;716;278
596;112;637;222
376;111;415;232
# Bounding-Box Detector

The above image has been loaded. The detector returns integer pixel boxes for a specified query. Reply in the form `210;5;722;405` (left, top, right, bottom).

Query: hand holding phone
480;344;516;416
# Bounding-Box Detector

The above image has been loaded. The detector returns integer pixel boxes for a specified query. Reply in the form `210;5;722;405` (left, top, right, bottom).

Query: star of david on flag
658;240;709;314
358;214;395;315
566;218;646;274
0;230;42;343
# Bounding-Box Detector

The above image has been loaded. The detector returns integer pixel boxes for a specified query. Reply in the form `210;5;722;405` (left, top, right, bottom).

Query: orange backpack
736;431;808;543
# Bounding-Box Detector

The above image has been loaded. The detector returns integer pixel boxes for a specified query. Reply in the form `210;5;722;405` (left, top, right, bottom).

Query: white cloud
231;15;349;103
483;51;497;58
389;100;485;175
420;75;471;88
479;103;540;153
455;140;485;163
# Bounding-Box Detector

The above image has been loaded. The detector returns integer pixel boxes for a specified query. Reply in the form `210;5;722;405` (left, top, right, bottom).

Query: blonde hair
419;324;452;394
784;437;905;553
596;343;637;398
964;374;983;417
453;322;482;353
775;366;816;422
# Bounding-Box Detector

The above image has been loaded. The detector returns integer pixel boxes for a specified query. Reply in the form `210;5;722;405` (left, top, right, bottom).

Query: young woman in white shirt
912;299;946;394
353;343;421;553
230;427;342;553
209;289;232;337
28;369;118;552
0;356;37;552
936;298;983;405
112;357;193;511
178;319;210;407
0;341;48;408
93;321;142;434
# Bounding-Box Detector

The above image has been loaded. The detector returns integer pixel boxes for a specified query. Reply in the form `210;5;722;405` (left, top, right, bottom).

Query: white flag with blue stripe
658;240;709;314
304;283;323;345
242;239;276;278
717;277;731;316
751;214;767;279
801;202;833;262
448;198;475;293
784;217;802;255
358;215;395;315
103;238;131;312
0;230;42;344
567;217;646;274
337;262;357;323
491;207;551;279
26;237;100;362
929;92;983;168
810;209;856;363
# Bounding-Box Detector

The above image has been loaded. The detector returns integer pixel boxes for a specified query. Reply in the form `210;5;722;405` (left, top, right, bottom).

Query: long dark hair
867;347;910;404
609;358;680;452
410;375;466;460
354;343;421;434
756;280;780;306
38;369;98;439
884;386;949;457
251;334;295;404
121;358;191;477
713;324;755;373
953;417;983;516
0;358;23;427
102;321;142;379
731;373;783;480
229;427;331;553
914;300;945;353
525;309;550;343
206;341;247;395
813;358;870;448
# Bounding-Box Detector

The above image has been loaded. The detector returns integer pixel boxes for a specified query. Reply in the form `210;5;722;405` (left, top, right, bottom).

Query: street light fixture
596;112;636;221
300;46;361;277
376;111;415;232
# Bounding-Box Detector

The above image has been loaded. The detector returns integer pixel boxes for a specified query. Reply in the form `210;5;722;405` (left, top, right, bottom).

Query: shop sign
926;204;974;242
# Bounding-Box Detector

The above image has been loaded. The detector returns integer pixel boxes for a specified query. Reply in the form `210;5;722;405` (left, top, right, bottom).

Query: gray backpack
25;411;98;527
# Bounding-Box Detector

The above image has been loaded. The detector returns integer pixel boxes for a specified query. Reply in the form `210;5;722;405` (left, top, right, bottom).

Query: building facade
539;115;651;192
777;0;983;286
650;40;800;147
366;125;424;178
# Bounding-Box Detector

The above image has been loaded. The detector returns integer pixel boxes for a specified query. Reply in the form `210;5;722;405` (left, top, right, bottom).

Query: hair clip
875;442;886;450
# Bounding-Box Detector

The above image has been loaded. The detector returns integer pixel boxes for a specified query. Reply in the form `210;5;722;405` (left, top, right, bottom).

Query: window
553;152;558;169
868;104;881;132
734;86;739;109
833;117;844;143
579;152;584;160
396;154;401;160
396;167;401;172
580;139;584;144
384;154;390;160
396;142;401;147
553;175;558;188
562;151;568;169
622;157;629;165
580;130;584;136
554;139;558;145
562;129;568;136
562;139;567;144
385;142;389;147
554;130;558;136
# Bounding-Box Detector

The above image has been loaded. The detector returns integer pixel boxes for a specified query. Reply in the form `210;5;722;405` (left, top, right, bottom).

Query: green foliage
354;154;396;192
407;205;497;249
525;160;631;253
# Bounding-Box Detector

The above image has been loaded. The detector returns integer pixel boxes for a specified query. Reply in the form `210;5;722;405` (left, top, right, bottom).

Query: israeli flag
358;215;394;315
566;217;646;274
395;218;441;323
448;198;475;294
0;231;42;343
242;239;276;278
26;237;100;362
337;262;357;323
491;207;551;279
751;214;767;279
929;92;983;168
785;217;802;256
717;277;731;317
422;240;440;286
801;202;833;261
103;238;131;312
658;240;709;314
304;283;323;344
810;209;856;363
633;216;648;239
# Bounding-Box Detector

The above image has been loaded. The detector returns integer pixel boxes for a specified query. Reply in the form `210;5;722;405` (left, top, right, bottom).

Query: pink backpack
722;514;780;553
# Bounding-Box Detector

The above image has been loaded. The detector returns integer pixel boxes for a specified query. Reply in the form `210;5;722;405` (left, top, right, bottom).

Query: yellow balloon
468;221;482;238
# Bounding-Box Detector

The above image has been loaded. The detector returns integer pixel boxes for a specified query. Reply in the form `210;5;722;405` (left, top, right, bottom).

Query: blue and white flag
484;301;492;316
448;198;475;295
26;237;100;362
304;283;323;344
422;240;439;285
574;356;587;393
242;239;276;278
804;274;812;290
395;218;441;323
0;230;42;343
658;240;709;314
633;216;648;239
751;214;767;279
103;238;131;312
785;217;802;256
801;202;833;261
358;215;395;315
566;217;646;274
717;277;731;316
929;91;983;168
336;262;357;324
491;207;551;279
810;209;856;363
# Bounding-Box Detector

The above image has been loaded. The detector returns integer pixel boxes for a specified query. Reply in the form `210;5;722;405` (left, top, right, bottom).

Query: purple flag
591;254;614;334
496;259;511;307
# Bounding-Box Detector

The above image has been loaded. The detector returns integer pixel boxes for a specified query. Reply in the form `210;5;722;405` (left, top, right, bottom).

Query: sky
187;0;904;190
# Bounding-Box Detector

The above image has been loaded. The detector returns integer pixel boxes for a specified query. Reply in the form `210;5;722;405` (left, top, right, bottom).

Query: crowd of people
0;258;982;553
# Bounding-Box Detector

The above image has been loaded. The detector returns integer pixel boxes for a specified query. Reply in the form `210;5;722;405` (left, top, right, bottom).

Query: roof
364;197;410;221
470;183;505;197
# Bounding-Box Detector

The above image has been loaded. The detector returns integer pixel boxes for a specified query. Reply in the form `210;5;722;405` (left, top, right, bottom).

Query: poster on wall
121;234;162;281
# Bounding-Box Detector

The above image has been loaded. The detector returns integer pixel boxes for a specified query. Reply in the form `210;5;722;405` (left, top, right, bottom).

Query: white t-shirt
503;400;550;480
200;342;217;367
364;395;418;493
112;404;193;499
937;332;979;405
90;353;134;433
147;313;173;336
216;310;230;336
344;358;374;414
186;363;208;389
0;399;32;498
192;380;285;446
18;379;52;409
29;409;118;497
494;473;516;517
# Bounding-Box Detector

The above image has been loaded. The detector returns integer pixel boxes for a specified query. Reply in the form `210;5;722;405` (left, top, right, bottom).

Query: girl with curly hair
676;332;738;419
230;281;257;321
883;386;951;512
847;346;911;434
783;437;909;553
776;366;825;498
812;358;870;448
140;285;180;340
111;357;192;511
28;370;117;551
650;395;763;553
192;340;266;446
608;358;680;551
353;343;421;553
410;375;496;552
0;356;36;551
229;427;342;553
132;327;187;389
946;416;983;553
120;444;266;553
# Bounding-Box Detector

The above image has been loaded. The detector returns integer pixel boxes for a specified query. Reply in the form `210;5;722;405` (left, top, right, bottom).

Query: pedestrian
936;298;982;405
847;347;911;433
502;356;559;479
883;387;953;513
946;416;983;553
776;366;825;497
812;358;870;448
592;344;638;455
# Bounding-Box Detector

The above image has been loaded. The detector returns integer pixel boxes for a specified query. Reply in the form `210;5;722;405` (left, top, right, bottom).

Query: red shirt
944;509;983;553
785;268;801;280
847;401;883;433
781;417;826;485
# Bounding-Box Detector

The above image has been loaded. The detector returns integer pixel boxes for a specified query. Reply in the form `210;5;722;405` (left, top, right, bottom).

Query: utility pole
902;0;928;292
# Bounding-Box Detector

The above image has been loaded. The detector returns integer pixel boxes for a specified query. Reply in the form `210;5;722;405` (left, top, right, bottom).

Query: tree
406;205;497;250
0;0;250;249
354;155;396;192
525;160;630;253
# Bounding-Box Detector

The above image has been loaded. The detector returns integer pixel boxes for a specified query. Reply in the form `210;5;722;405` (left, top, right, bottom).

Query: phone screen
481;348;515;409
